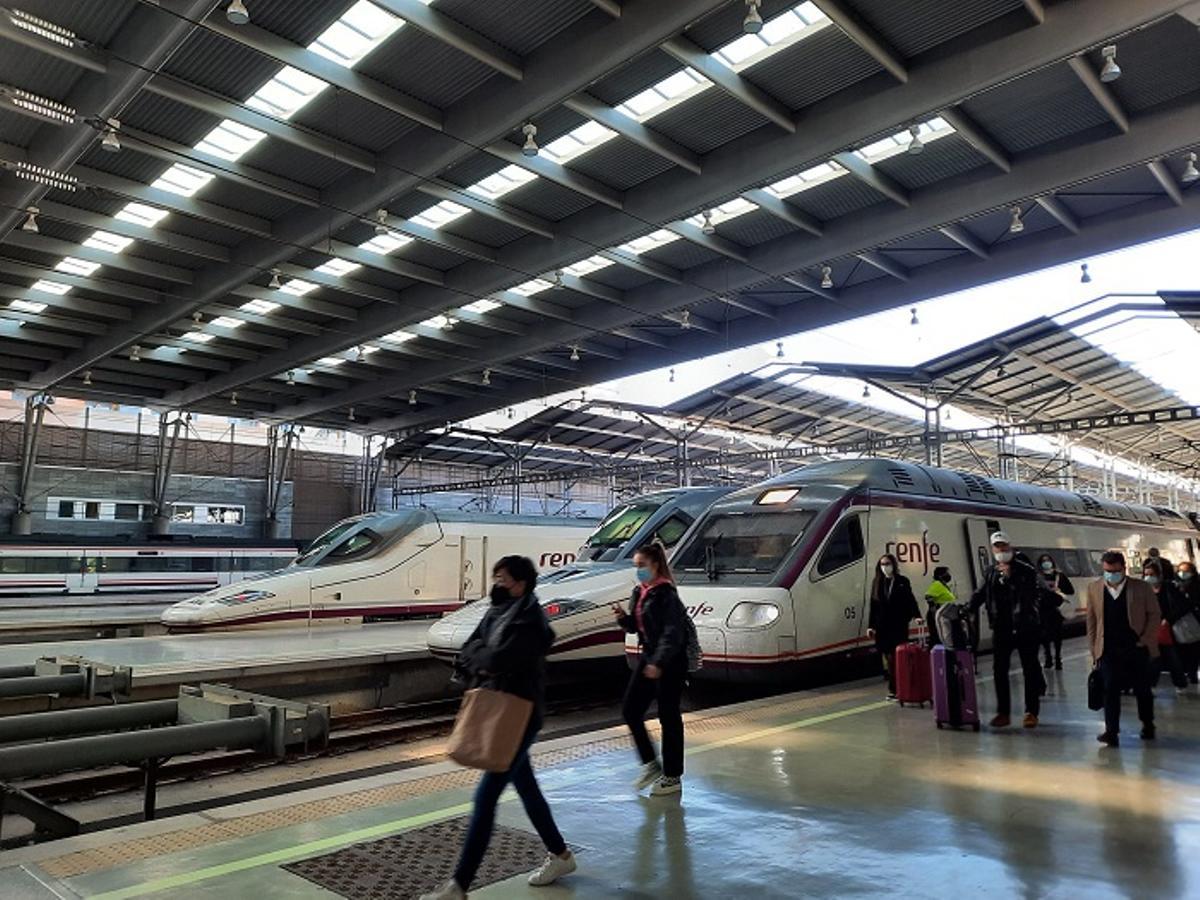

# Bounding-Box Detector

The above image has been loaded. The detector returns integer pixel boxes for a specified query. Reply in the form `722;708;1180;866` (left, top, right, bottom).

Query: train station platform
4;637;1197;898
0;595;182;642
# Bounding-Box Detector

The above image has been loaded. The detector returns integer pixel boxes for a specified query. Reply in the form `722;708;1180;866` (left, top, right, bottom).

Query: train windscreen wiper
704;535;724;582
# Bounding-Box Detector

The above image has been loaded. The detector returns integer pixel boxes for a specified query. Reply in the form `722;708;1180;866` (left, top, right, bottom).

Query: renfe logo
686;603;715;619
885;530;941;576
539;551;577;569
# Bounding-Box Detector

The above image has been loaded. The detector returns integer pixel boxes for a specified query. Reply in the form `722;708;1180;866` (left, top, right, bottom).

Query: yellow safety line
84;696;891;898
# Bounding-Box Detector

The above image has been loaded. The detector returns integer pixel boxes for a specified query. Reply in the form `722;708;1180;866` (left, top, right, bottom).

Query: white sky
469;227;1200;494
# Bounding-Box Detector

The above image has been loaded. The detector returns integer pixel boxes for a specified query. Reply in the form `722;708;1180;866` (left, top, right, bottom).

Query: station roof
1;1;1198;431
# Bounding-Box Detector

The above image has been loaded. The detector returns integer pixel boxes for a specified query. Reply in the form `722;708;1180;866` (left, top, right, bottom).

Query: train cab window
320;529;380;565
675;510;814;582
652;514;692;548
816;515;864;577
115;503;140;521
58;500;75;519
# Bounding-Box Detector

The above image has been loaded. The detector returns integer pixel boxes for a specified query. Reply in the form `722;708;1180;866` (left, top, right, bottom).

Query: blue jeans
453;722;566;889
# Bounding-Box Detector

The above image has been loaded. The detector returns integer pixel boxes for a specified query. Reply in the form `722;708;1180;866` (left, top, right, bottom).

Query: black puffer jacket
618;582;686;669
1156;581;1194;625
457;590;555;725
970;553;1047;636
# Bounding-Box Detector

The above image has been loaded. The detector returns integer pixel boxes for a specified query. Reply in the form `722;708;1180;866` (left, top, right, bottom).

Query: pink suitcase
932;645;980;731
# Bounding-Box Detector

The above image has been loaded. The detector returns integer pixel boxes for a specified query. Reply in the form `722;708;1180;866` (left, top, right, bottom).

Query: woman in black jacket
866;553;920;701
613;542;687;796
1036;554;1074;670
1176;561;1200;684
422;556;575;900
1144;558;1190;692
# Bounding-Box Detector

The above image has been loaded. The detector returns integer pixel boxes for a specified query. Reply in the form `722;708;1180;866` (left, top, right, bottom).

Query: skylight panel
10;299;47;313
314;258;362;277
713;2;829;71
463;298;502;314
82;230;133;254
55;257;99;276
380;329;417;344
240;299;280;315
280;279;318;296
855;118;956;162
687;197;758;229
421;314;457;329
564;255;614;276
766;161;845;198
209;316;244;329
316;355;347;367
616;68;710;122
468;164;538;200
152;163;213;197
195;119;267;161
619;229;680;255
359;232;412;254
541;121;618;165
245;66;328;120
114;202;169;228
410;200;470;229
31;279;71;295
181;331;214;343
309;0;403;69
511;278;553;296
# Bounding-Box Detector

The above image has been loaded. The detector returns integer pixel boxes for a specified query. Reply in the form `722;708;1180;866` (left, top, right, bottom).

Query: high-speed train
427;487;733;664
655;458;1198;682
160;510;594;630
0;537;298;595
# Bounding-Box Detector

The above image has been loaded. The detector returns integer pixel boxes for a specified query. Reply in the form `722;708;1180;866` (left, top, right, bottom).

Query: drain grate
283;816;557;898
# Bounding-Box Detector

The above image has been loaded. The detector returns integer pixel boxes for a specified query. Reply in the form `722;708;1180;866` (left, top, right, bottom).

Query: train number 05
843;606;857;620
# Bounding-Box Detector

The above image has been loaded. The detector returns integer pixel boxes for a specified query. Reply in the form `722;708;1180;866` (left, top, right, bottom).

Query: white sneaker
527;850;577;886
419;880;466;900
633;760;662;791
649;775;682;796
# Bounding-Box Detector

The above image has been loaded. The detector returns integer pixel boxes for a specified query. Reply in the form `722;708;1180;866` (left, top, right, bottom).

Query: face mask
635;566;654;584
1144;575;1160;587
1181;571;1194;582
881;565;894;578
939;575;951;585
1103;571;1124;586
994;551;1013;564
489;584;511;603
1041;562;1053;573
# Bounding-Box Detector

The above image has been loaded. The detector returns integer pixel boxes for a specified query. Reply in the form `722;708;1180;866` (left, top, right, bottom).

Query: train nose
160;601;203;627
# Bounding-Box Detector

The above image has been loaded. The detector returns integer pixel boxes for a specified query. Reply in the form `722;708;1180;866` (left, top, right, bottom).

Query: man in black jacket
970;531;1045;729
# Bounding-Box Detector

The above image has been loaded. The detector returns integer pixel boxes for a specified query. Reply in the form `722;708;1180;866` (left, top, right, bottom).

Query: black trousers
1042;615;1063;665
623;657;685;778
1100;649;1154;735
1181;642;1200;684
993;630;1042;717
1156;643;1188;689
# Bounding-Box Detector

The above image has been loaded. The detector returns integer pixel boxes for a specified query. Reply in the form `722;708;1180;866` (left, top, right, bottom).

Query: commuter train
658;459;1198;683
427;487;733;664
160;510;594;630
0;537;298;595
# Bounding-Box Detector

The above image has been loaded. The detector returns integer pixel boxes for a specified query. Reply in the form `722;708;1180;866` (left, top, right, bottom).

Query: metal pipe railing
0;674;87;699
0;700;179;744
0;666;37;680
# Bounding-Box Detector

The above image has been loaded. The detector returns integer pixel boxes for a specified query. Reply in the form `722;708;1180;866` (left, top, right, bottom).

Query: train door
805;513;868;656
78;551;100;593
460;536;487;603
962;518;993;591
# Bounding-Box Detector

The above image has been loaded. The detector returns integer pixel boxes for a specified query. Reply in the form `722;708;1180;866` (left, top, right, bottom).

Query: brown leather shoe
989;714;1011;728
1023;713;1039;728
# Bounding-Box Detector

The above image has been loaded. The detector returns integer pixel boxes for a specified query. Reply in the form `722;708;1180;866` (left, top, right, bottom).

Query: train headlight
726;601;780;629
541;597;593;618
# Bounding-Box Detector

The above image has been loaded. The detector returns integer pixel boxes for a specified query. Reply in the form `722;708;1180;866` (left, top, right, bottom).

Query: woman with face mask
424;556;575;900
1175;561;1200;685
1144;558;1189;693
868;554;920;700
613;542;688;796
1037;554;1074;671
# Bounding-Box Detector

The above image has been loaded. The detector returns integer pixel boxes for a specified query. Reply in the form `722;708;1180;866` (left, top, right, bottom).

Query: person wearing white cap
969;531;1046;729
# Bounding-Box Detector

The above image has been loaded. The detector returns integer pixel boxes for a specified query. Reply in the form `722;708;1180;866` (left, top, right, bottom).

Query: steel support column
150;412;186;535
264;424;299;539
11;393;53;535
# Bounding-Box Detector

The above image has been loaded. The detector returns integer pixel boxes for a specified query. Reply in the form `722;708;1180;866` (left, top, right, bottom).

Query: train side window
57;500;75;519
172;505;194;523
653;515;692;548
1;558;25;574
84;501;100;520
190;557;216;572
816;515;864;577
115;503;140;521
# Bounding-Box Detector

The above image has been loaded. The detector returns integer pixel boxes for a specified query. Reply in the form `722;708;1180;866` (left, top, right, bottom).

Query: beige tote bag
447;687;533;772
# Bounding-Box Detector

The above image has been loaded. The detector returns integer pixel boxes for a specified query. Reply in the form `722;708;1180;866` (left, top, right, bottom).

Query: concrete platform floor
4;637;1199;899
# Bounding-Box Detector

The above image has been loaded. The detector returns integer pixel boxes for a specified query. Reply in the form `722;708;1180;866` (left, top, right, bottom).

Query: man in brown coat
1086;550;1160;747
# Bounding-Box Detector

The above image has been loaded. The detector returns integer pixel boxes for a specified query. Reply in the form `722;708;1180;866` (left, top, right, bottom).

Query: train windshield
292;513;425;568
578;501;662;562
674;510;814;582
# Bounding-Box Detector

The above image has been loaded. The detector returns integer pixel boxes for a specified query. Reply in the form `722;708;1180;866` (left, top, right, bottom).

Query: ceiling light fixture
910;307;919;326
269;269;282;289
1080;262;1092;284
521;122;538;157
569;344;580;362
997;364;1007;377
21;206;38;233
862;384;871;399
681;309;691;329
1182;152;1199;185
906;125;924;155
230;391;238;406
348;407;355;422
1008;205;1024;234
11;161;77;191
1099;44;1120;83
100;117;120;152
226;0;249;25
743;0;763;34
286;370;295;385
355;345;365;362
129;344;141;362
482;368;491;386
374;208;389;236
190;311;202;329
669;367;676;384
9;10;76;46
775;340;784;358
507;407;515;420
82;370;92;386
553;269;564;288
1;85;75;123
408;389;417;406
820;265;833;289
701;210;715;235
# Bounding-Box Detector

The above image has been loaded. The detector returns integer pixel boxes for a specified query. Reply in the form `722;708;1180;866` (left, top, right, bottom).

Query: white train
658;458;1197;682
160;510;594;630
427;487;733;664
0;538;297;595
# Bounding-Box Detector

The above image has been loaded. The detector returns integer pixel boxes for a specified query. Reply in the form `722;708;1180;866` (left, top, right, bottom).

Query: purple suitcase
931;645;980;731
